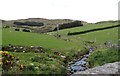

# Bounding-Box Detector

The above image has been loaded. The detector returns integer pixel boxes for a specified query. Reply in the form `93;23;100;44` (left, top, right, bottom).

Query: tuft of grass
88;48;119;67
9;51;67;74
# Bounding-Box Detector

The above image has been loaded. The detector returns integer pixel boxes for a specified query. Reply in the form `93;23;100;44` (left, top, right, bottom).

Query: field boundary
68;25;119;35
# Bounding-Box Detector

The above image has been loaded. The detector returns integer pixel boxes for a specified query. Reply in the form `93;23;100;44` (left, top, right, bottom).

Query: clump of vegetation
8;49;68;74
1;51;26;74
88;48;119;67
2;20;118;74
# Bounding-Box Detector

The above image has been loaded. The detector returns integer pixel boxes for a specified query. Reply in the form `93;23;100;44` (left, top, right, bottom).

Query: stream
67;46;96;74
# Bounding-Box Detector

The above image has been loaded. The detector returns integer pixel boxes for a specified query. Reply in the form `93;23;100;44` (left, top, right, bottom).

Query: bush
0;51;26;74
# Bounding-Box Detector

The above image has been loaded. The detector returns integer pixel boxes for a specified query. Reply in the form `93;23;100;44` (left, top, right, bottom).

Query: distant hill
2;18;87;26
95;20;118;24
2;18;87;33
1;18;118;33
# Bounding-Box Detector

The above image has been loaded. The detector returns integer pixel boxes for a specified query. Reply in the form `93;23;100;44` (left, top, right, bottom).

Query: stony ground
71;62;120;76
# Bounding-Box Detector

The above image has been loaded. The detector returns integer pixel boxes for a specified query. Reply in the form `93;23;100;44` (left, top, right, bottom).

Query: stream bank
67;46;96;74
72;61;119;75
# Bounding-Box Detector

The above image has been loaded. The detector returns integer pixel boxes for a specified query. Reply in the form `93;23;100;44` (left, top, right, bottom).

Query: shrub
0;51;26;73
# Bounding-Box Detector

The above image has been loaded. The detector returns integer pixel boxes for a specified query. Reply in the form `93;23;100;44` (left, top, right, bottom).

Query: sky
0;0;119;23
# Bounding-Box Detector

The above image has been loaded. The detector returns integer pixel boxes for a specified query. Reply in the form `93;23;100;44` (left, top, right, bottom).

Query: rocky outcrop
71;62;119;75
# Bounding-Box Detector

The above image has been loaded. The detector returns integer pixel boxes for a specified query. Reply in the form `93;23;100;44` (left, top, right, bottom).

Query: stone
73;62;119;75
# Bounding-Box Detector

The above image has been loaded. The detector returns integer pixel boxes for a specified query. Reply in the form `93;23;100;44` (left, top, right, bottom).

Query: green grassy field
2;28;79;49
88;47;119;68
3;22;118;49
49;23;118;46
8;52;67;74
2;22;119;74
71;27;118;44
49;22;117;36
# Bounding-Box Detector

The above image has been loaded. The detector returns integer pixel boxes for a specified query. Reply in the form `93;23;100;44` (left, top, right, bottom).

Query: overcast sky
0;0;119;23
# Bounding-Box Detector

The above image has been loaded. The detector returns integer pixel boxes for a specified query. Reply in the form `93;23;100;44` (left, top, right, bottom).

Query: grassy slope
48;22;119;68
2;28;78;49
3;22;118;49
88;48;119;67
10;52;67;74
0;27;2;47
49;23;117;35
72;27;118;44
2;23;118;53
2;22;119;74
49;23;118;46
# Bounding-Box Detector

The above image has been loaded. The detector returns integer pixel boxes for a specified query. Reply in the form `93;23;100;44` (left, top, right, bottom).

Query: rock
34;67;39;70
20;47;23;49
73;62;120;75
23;51;25;53
30;63;34;66
61;55;66;58
30;46;34;48
81;58;87;61
84;54;89;58
70;65;85;72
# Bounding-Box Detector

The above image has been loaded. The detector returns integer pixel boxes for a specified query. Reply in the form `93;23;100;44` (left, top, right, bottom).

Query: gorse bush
1;51;16;71
0;51;26;73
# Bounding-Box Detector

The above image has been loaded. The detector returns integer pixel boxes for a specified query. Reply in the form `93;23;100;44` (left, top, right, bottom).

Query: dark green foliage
53;21;83;31
22;29;31;32
31;56;53;63
14;21;44;26
3;26;10;28
15;28;20;31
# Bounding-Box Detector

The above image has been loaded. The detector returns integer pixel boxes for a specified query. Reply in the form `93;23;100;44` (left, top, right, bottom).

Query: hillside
2;28;78;49
1;19;119;75
2;18;87;26
2;18;87;33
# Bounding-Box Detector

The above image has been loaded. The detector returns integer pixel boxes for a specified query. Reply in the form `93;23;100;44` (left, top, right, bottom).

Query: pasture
2;28;78;49
2;21;119;74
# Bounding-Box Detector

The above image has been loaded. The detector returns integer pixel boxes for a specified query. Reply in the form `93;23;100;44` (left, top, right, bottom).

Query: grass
0;27;2;47
49;22;117;36
49;22;118;46
71;27;118;44
2;28;78;49
88;47;119;67
2;21;119;74
9;51;67;74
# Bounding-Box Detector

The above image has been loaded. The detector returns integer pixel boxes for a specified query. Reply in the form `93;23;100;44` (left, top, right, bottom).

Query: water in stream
68;46;96;73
